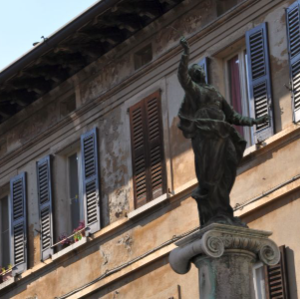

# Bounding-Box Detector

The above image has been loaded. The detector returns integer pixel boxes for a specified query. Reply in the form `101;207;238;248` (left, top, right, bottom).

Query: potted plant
58;233;73;249
0;265;12;283
73;220;85;243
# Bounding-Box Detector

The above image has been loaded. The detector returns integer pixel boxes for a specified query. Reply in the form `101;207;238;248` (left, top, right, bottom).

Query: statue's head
188;64;206;84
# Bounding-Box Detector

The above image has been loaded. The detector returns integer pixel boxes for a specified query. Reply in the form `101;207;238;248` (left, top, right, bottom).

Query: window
0;196;10;269
226;50;253;145
68;152;83;232
253;245;290;299
60;94;76;118
134;44;153;70
129;91;166;208
253;263;266;299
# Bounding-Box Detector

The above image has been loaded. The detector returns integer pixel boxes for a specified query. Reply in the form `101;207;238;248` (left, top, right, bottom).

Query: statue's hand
180;37;189;52
253;114;270;125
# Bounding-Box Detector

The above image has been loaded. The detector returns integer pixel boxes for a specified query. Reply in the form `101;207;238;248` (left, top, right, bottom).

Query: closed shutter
264;245;289;299
246;23;274;143
286;1;300;123
10;173;27;275
81;128;101;234
37;156;53;261
129;91;166;208
198;57;209;84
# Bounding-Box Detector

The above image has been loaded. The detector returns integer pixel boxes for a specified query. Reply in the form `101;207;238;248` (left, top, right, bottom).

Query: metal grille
288;6;300;58
249;30;266;80
253;82;269;131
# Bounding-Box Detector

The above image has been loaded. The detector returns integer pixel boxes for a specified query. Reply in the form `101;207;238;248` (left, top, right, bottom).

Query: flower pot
2;270;12;282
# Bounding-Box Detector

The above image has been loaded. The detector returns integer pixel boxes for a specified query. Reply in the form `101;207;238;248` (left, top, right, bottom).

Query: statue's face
189;64;206;84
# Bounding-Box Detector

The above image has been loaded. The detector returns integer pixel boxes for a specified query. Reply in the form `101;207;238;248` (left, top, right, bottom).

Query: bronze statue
177;37;268;227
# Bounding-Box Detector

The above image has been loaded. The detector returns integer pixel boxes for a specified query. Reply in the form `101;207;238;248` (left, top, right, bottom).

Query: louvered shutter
246;23;274;143
130;91;166;208
286;1;300;123
198;57;209;84
37;156;53;261
130;100;148;208
81;128;101;234
10;173;27;275
264;245;289;299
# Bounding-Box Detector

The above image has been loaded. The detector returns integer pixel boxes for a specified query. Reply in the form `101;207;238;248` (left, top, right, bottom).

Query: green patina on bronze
177;37;268;227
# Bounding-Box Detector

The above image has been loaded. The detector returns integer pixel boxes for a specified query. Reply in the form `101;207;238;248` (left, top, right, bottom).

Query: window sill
127;193;173;219
0;277;15;290
52;237;87;261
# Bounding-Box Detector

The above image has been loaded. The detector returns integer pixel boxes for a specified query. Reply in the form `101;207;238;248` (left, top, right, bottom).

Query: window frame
66;148;84;234
224;48;253;146
0;194;10;268
252;262;266;299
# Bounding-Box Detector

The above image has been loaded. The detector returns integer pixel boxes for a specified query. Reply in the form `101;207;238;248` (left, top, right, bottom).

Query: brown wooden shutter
81;128;101;234
264;245;289;299
37;155;53;261
286;0;300;123
129;91;166;208
246;23;274;143
198;57;209;84
10;173;27;275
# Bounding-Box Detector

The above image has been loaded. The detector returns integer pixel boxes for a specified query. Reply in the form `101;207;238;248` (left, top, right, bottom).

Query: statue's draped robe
177;54;253;226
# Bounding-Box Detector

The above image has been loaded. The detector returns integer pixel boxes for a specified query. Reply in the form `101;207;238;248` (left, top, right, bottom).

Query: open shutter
81;128;101;234
10;173;27;275
198;57;209;84
37;156;53;261
286;1;300;123
145;92;166;200
264;245;289;299
130;91;166;208
246;23;274;143
130;100;148;208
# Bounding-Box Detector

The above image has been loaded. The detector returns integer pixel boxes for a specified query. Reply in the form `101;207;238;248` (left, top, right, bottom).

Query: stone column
169;223;280;299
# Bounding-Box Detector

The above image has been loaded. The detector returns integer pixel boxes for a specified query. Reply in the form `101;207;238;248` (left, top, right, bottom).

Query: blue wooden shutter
81;128;101;234
246;23;274;143
198;57;209;84
286;0;300;123
37;156;53;261
10;173;27;275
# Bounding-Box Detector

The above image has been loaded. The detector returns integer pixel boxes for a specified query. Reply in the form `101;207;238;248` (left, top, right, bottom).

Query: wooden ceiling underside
0;0;183;124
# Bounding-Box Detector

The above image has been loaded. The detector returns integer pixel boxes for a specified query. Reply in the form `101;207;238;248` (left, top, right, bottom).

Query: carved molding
169;223;280;274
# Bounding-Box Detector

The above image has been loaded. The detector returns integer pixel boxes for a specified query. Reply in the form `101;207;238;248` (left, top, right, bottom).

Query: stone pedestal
169;224;280;299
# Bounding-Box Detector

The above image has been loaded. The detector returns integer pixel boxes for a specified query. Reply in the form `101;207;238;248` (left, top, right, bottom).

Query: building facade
0;0;299;298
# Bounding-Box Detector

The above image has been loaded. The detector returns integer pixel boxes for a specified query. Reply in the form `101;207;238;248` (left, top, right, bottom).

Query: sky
0;0;100;71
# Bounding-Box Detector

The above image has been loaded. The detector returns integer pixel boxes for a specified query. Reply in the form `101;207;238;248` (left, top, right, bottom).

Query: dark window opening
134;44;153;70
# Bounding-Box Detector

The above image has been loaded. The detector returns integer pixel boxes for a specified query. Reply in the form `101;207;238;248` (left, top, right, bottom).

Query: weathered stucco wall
0;0;299;298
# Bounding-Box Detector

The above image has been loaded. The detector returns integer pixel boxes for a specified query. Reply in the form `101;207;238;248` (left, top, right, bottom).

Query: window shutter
130;100;148;208
81;128;101;234
246;23;274;143
37;156;53;261
10;173;27;275
198;57;209;84
130;91;166;208
286;1;300;123
264;245;289;299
